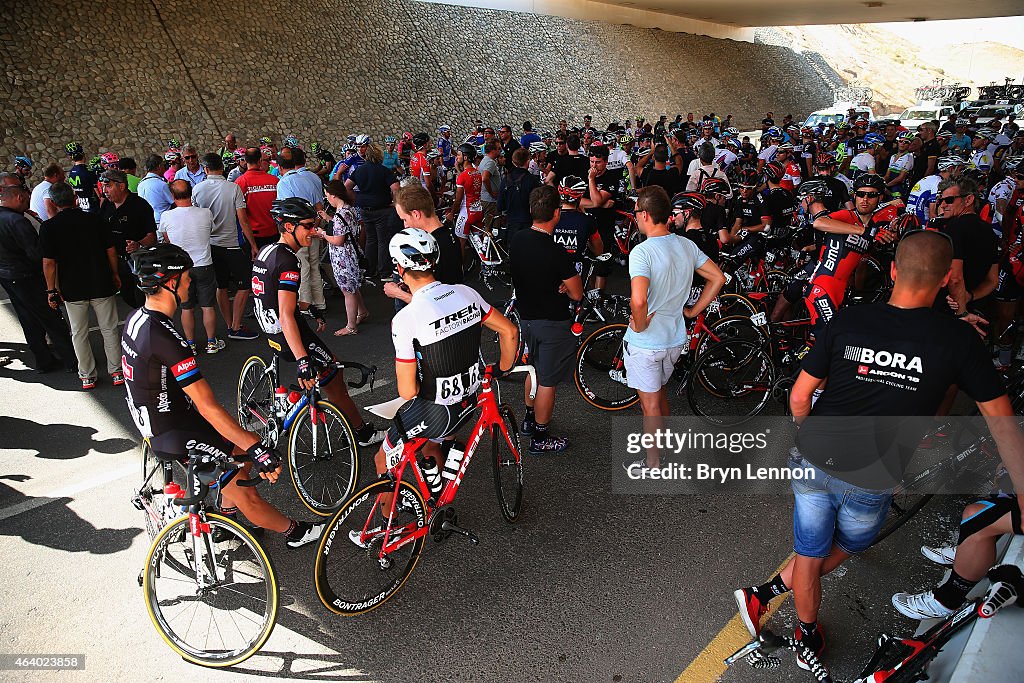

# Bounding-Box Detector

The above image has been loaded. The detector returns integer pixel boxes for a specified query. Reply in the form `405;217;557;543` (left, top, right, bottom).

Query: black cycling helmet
795;179;833;203
131;244;193;295
412;132;430;147
558;175;587;202
893;213;921;236
670;192;706;215
457;143;478;161
699;177;730;197
736;168;760;188
813;152;837;168
65;141;83;157
270;197;317;227
763;161;786;183
853;174;886;193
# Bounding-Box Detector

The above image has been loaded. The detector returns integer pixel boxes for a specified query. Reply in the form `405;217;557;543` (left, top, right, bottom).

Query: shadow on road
0;475;141;553
0;415;136;460
229;649;376;682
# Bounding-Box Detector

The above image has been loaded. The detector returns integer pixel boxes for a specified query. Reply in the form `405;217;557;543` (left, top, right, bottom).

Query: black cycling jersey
553;210;598;272
761;187;797;239
730;194;764;231
67;164;99;213
818;176;852;212
121;306;204;439
251;242;300;336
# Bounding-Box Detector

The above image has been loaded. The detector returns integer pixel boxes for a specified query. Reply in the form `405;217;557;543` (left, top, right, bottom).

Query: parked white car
802;103;875;129
897;104;957;130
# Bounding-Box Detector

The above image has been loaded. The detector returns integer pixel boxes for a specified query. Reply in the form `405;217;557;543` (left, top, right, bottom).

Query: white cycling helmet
937;155;966;171
355;134;371;146
529;141;547;154
390;228;439;272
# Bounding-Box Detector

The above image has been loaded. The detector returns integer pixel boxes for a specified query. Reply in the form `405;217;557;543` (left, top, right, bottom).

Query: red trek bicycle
313;364;535;615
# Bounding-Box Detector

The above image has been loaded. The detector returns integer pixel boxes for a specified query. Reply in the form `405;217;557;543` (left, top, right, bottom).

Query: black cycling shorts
383;395;478;463
992;265;1024;304
211;245;253;291
957;493;1023;542
150;413;233;465
268;318;338;384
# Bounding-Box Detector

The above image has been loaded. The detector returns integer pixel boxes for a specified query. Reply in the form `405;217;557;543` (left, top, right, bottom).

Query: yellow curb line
675;553;795;683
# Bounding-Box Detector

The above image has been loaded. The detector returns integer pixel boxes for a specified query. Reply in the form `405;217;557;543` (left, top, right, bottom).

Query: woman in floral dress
315;180;369;335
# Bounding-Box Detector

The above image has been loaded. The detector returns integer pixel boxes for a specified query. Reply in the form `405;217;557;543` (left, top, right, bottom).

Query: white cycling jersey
607;148;628;171
391;280;492;405
989;177;1015;225
907;174;940;223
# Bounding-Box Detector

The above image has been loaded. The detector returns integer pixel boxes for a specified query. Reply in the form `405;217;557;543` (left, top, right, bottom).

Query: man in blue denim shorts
731;230;1024;671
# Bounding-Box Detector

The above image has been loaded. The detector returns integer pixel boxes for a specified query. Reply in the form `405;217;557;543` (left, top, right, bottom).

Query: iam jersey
251;242;300;336
391;281;492;405
121;307;204;438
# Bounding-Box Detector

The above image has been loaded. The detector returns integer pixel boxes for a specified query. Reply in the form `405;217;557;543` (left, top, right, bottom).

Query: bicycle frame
355;365;535;558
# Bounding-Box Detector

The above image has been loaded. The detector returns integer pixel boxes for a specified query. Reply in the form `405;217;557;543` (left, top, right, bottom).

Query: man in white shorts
623;186;725;469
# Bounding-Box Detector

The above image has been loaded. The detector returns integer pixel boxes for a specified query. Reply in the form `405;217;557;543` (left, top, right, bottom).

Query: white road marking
0;463;137;522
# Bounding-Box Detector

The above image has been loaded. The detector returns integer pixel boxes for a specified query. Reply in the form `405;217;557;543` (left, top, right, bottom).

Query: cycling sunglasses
853;190;882;199
900;228;952;247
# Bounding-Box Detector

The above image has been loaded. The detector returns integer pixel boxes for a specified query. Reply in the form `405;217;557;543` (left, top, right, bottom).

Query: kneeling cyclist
352;229;519;545
253;197;385;447
122;244;323;547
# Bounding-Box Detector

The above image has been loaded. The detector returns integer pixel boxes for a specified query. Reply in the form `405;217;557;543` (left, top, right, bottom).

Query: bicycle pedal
440;520;479;545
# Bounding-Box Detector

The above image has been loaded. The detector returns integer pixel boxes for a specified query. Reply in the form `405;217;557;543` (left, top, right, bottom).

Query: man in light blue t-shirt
624;187;725;467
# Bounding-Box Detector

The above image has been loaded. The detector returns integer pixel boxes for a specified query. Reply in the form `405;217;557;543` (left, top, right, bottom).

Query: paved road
0;276;968;683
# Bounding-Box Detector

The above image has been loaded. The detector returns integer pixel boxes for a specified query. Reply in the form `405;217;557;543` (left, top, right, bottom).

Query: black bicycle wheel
871;490;934;546
575;323;638;411
493;404;524;522
143;514;278;667
695;315;770;357
687;339;774;425
703;293;761;326
315;479;427;616
287;400;359;516
237;356;275;443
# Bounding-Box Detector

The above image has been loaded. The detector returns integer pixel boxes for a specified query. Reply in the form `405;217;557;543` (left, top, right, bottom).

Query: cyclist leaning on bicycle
356;227;519;543
121;243;324;548
252;196;385;447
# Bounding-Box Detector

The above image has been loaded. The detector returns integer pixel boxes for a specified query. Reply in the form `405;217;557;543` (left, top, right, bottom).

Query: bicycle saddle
367;396;410;420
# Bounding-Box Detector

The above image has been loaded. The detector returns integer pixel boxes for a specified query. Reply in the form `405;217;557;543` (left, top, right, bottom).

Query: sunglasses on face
297;220;317;229
854;191;881;199
183;155;197;160
938;194;967;205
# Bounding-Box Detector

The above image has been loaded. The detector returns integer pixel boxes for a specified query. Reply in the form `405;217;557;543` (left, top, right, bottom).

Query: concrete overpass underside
419;0;1022;41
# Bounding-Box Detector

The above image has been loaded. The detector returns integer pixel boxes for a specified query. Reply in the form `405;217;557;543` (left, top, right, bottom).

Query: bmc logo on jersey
172;357;197;377
844;346;923;373
251;276;265;296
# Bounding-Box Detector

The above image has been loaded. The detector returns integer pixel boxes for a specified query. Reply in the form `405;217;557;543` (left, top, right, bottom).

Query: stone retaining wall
0;0;831;165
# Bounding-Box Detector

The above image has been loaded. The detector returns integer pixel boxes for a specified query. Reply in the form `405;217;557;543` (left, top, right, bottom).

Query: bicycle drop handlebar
173;450;264;507
330;361;377;391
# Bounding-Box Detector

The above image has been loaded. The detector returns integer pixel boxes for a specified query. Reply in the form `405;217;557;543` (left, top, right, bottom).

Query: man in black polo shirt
509;185;583;455
98;169;156;307
40;182;121;389
733;231;1024;670
935;176;998;314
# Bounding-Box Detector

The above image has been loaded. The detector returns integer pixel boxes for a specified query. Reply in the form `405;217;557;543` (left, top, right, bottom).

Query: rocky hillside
756;24;1024;114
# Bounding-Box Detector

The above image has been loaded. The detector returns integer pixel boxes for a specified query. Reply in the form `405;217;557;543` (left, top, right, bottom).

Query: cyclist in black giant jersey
121;244;324;547
353;229;518;540
251;197;385;447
